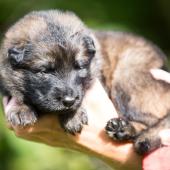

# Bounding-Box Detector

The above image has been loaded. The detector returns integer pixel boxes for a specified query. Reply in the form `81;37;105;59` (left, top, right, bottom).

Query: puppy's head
0;10;100;113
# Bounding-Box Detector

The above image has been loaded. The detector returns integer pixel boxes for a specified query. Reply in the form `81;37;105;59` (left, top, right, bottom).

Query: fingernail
159;129;170;146
150;69;160;79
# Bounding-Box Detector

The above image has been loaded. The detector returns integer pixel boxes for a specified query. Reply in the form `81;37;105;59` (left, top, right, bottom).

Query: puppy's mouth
59;104;81;114
57;99;82;114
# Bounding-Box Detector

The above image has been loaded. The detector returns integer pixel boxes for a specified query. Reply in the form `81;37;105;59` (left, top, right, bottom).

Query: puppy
0;10;170;154
0;10;100;134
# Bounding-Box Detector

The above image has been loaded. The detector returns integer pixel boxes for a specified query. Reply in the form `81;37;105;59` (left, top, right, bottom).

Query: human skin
3;79;141;170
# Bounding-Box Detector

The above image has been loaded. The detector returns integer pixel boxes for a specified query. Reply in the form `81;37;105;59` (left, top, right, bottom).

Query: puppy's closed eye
83;36;96;58
8;47;25;66
74;60;90;70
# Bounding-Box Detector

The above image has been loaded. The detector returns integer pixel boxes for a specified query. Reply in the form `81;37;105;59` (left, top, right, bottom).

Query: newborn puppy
0;10;100;134
1;10;170;154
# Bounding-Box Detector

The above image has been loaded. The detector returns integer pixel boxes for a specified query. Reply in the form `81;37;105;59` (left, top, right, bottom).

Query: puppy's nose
62;96;75;107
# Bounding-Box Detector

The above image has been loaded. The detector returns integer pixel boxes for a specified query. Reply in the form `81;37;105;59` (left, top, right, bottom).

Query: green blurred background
0;0;170;170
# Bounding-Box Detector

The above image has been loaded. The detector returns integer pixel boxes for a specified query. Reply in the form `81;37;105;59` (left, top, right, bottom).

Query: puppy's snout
55;86;79;108
62;96;76;107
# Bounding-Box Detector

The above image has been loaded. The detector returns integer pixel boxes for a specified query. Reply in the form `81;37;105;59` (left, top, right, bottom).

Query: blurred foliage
0;0;170;170
0;0;170;53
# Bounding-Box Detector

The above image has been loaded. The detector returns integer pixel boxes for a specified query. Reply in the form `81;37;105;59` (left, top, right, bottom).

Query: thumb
159;129;170;146
150;69;170;84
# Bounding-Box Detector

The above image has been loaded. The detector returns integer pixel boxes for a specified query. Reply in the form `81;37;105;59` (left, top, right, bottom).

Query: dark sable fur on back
1;10;170;154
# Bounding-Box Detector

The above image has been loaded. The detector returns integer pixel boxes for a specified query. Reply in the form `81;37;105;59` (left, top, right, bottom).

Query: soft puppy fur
0;10;100;133
1;10;170;154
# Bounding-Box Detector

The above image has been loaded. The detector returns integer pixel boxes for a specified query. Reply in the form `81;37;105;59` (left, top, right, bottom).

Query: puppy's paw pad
6;107;37;126
134;138;151;155
105;118;136;141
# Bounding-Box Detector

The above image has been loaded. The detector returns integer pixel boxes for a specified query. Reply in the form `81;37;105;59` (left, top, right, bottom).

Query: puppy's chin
56;108;76;115
43;107;79;115
56;104;81;114
34;101;81;114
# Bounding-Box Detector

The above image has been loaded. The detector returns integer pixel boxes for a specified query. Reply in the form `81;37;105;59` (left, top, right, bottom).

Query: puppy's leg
58;107;88;134
134;112;170;155
105;113;167;155
5;103;37;126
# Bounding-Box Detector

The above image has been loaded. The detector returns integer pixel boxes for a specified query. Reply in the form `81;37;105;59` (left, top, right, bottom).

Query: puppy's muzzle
55;86;80;108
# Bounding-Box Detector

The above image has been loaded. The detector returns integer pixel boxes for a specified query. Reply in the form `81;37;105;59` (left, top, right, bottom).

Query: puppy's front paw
105;118;136;141
59;108;88;135
6;105;37;126
134;137;151;155
134;135;161;155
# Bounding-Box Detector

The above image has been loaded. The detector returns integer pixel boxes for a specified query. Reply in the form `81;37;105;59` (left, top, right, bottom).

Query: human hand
2;79;141;170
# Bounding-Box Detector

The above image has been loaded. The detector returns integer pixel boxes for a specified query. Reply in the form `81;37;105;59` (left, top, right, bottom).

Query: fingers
142;146;170;170
150;69;170;83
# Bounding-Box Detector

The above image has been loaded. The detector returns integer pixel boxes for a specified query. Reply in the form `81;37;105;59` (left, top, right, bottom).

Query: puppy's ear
8;47;25;66
83;36;96;58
